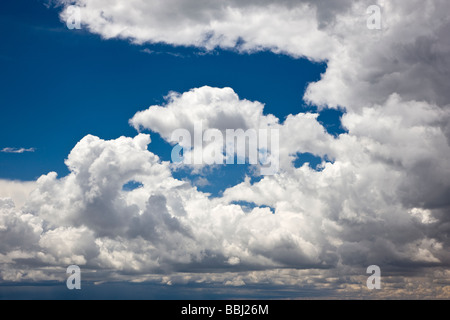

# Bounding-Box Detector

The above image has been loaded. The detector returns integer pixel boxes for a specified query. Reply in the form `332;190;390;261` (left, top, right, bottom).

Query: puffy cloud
0;198;42;255
1;131;337;278
0;180;36;209
130;86;281;172
130;86;277;136
303;0;450;110
129;86;338;173
2;84;449;294
38;226;97;266
341;94;450;210
59;0;338;60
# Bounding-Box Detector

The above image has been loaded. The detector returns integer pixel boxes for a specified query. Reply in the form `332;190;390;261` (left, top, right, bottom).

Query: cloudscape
1;0;450;299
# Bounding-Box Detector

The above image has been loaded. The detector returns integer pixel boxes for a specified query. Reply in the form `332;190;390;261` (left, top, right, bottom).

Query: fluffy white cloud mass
1;0;450;298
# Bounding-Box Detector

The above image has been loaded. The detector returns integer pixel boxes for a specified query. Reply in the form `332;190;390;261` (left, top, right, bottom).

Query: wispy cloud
1;147;36;154
140;48;186;58
140;48;154;55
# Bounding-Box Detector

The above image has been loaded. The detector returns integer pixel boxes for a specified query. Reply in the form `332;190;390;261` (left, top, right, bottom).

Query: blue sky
0;0;343;194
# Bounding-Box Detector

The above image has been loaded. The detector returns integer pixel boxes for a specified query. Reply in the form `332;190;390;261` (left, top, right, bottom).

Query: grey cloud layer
0;0;449;297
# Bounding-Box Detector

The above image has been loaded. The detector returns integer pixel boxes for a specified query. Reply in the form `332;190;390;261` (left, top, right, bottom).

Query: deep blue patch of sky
122;180;144;192
231;200;275;214
0;0;344;194
294;152;334;171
